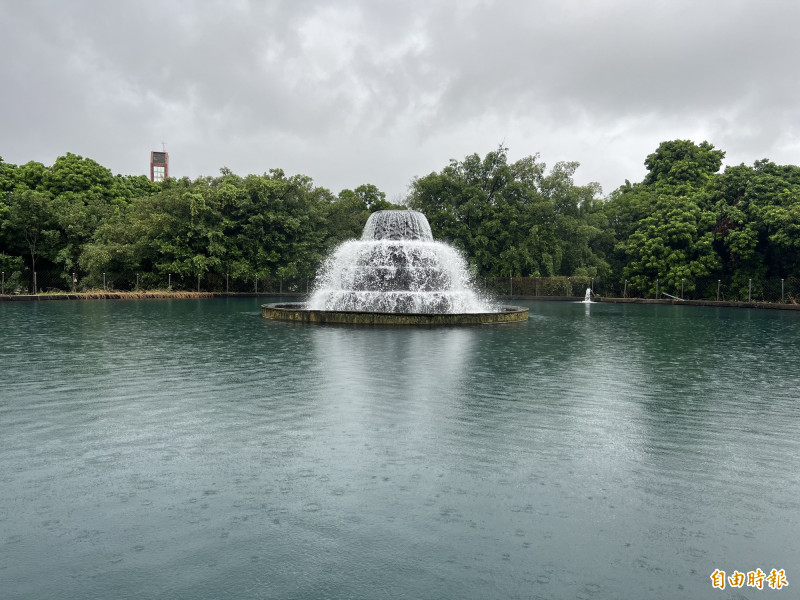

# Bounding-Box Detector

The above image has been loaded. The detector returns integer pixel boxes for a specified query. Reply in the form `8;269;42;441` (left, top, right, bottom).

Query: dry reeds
78;290;218;300
1;290;223;301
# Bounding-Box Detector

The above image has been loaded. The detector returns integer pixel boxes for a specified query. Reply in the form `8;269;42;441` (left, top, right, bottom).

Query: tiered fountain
262;210;528;325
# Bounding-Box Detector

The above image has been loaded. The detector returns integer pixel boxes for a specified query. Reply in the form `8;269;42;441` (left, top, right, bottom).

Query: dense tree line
2;141;800;297
410;142;800;298
604;141;800;297
0;154;395;291
408;146;607;279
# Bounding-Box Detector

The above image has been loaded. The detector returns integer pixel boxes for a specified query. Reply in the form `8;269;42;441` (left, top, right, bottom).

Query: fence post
623;279;627;298
717;280;720;302
748;279;752;302
509;277;513;296
168;273;171;289
255;276;258;294
72;272;76;292
681;278;684;300
34;271;38;294
103;272;106;291
655;278;659;299
226;273;229;294
2;271;4;295
782;278;785;303
136;272;140;290
197;274;201;292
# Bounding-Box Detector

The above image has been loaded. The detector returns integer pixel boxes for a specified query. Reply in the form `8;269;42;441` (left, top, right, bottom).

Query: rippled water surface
1;298;798;599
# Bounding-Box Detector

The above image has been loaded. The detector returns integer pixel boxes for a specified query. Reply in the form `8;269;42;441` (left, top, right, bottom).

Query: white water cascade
307;210;492;314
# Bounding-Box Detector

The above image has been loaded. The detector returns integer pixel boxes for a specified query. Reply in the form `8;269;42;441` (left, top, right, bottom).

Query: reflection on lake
1;298;798;599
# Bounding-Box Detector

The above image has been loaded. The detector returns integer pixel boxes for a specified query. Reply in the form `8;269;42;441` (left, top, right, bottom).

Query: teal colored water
1;298;798;599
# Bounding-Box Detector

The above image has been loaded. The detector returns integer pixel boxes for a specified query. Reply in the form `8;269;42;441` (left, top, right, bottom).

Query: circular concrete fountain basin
262;303;529;326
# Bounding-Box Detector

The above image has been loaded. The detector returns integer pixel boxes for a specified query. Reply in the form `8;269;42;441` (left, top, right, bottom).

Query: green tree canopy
409;146;605;278
643;140;725;191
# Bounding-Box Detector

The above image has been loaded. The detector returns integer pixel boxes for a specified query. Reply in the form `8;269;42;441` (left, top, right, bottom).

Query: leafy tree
324;189;371;248
409;146;604;278
0;156;18;192
541;161;607;277
0;158;15;262
352;183;394;212
604;140;726;294
707;159;800;295
16;161;48;191
82;176;221;286
643;140;724;191
2;187;59;289
324;184;401;249
43;153;114;197
620;193;719;296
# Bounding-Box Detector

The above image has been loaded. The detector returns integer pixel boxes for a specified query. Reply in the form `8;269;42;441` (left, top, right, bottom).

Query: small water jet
262;210;528;325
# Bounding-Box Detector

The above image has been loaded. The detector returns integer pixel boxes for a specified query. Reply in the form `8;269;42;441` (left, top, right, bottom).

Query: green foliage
706;159;800;291
3;141;800;298
44;153;114;198
409;146;606;278
0;156;18;192
599;139;800;298
619;194;719;296
79;168;344;288
3;187;58;274
643;140;724;190
325;189;371;247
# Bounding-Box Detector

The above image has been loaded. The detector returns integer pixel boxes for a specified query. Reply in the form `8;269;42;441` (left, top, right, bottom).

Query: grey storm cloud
1;0;798;201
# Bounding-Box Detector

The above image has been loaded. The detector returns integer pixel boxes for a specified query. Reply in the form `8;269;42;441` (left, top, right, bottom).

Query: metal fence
483;275;800;304
3;269;800;305
483;276;599;298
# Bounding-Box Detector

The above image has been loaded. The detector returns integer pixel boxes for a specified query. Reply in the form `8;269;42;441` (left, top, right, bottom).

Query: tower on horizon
150;150;169;182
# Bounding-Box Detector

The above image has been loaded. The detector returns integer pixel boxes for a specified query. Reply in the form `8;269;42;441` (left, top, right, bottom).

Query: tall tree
409;146;604;278
619;193;719;296
3;187;59;289
606;140;725;295
643;140;725;191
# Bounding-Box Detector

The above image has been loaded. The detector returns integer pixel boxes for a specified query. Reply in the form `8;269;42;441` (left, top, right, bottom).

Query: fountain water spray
308;211;491;314
263;210;527;325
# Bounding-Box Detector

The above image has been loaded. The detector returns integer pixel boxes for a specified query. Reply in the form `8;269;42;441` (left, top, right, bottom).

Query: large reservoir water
1;298;797;599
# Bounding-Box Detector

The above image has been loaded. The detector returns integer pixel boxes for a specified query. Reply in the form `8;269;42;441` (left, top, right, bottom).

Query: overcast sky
2;0;798;201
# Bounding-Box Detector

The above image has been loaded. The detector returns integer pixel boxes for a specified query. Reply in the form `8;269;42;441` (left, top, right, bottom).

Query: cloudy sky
2;0;798;200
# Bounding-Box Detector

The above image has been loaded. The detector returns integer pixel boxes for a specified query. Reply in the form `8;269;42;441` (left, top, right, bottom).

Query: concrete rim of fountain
262;302;529;326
